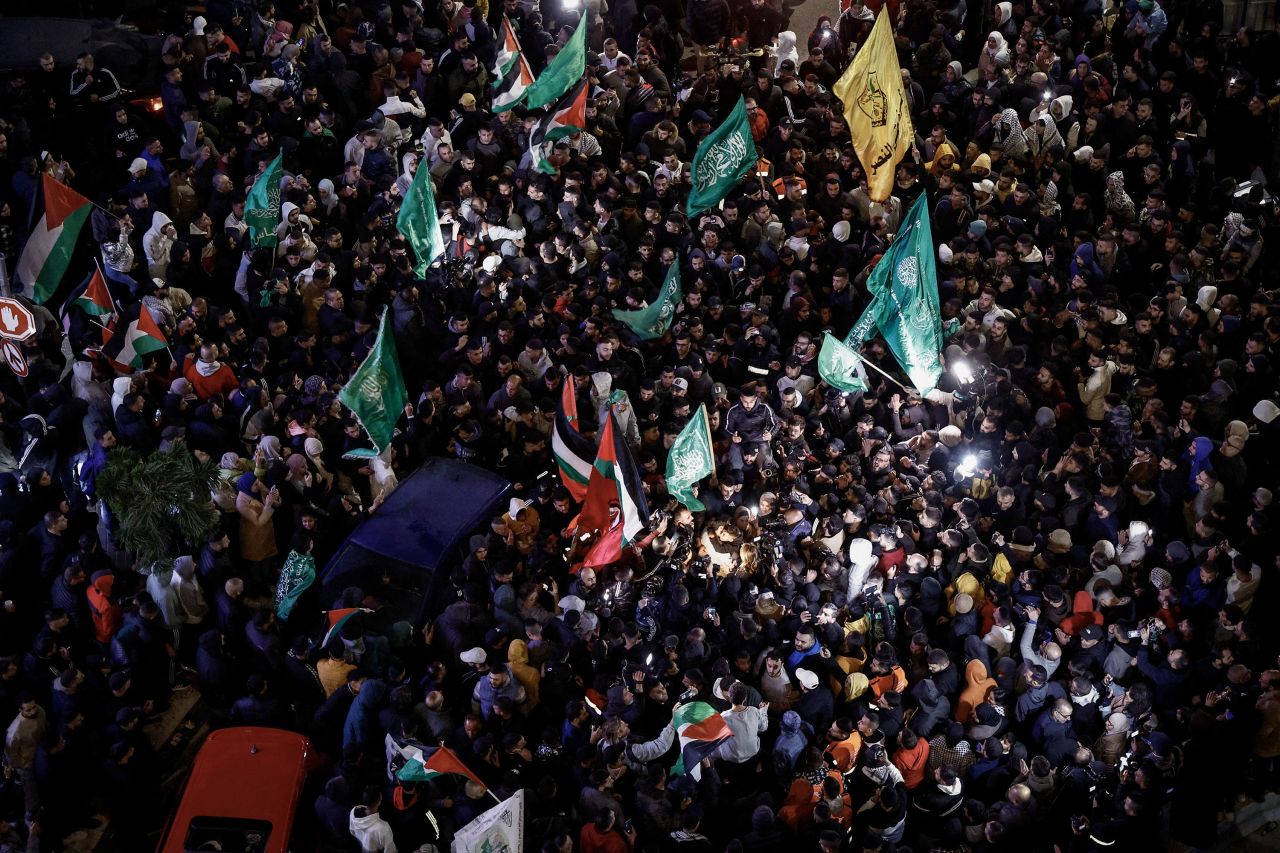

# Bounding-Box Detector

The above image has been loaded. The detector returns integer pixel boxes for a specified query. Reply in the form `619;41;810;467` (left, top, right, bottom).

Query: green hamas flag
849;192;944;391
686;97;757;217
397;160;445;277
337;309;409;453
818;332;868;393
523;12;587;110
666;404;715;512
244;151;284;248
612;262;680;340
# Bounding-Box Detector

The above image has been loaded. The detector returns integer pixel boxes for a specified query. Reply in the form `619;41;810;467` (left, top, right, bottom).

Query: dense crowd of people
0;0;1279;851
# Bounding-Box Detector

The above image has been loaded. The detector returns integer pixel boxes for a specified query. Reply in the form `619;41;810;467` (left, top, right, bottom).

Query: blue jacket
343;678;389;753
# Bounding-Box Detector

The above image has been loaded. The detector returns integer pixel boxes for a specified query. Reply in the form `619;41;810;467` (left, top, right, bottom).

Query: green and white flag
666;404;715;511
244;151;284;248
818;332;869;393
847;192;944;391
397;159;445;277
612;262;680;340
337;308;408;454
686;97;758;217
522;12;587;110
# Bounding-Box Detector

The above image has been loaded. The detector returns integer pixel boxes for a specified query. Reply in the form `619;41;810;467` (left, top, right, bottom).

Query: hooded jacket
910;678;951;737
506;639;541;709
143;211;175;279
348;805;397;852
87;571;123;643
774;710;813;773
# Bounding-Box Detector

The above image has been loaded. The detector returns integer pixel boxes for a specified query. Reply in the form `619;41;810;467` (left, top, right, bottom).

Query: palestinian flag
100;303;167;371
491;18;533;113
491;16;520;78
72;267;115;316
578;412;649;553
396;745;486;787
552;378;593;502
16;175;92;304
671;702;732;781
321;607;371;648
528;78;589;175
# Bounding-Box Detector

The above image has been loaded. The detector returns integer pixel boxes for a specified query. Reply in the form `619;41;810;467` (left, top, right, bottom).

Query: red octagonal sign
0;298;36;342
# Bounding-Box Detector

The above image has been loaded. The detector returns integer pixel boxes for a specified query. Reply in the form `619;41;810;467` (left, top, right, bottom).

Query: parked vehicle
318;457;511;622
158;728;314;853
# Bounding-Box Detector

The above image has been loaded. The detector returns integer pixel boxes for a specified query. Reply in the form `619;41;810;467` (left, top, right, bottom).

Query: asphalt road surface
785;0;838;64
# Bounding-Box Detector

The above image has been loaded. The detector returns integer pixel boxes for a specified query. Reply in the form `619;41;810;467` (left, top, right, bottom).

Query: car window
184;816;272;852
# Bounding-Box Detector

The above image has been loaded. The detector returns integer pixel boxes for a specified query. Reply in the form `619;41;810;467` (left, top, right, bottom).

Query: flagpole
854;347;911;392
87;198;123;222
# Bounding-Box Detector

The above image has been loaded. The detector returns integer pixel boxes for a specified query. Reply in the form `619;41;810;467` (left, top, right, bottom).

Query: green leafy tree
95;448;220;567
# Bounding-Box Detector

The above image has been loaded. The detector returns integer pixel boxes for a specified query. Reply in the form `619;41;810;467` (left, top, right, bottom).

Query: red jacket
579;824;631;853
184;356;239;400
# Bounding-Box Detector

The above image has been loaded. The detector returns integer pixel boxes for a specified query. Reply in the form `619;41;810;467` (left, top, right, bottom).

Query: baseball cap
459;93;477;107
460;647;487;665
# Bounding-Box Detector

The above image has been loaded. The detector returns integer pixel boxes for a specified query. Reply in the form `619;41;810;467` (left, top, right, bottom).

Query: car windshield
184;816;272;853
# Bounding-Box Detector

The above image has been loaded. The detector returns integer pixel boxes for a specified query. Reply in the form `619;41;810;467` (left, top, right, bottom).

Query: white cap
508;497;531;517
192;15;207;35
129;157;149;174
796;669;819;690
460;648;487;665
1254;399;1280;424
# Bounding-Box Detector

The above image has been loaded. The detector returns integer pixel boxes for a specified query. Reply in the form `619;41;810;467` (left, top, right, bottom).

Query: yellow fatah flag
832;10;915;202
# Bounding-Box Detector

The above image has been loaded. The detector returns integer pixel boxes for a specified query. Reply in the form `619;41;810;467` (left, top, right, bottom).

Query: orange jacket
868;665;908;699
956;658;997;723
892;739;931;789
86;573;123;644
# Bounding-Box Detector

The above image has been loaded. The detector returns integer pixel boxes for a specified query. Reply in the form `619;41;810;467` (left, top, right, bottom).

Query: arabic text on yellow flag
832;10;915;203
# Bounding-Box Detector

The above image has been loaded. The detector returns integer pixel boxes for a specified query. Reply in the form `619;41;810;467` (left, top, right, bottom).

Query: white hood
775;31;800;77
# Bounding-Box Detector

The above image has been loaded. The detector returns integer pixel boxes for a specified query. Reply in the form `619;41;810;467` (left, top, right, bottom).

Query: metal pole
0;252;10;297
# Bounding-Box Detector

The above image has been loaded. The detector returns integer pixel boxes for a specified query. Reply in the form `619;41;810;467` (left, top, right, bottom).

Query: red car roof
159;727;312;853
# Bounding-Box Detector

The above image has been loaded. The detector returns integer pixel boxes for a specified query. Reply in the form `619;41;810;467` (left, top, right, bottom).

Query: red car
158;727;315;853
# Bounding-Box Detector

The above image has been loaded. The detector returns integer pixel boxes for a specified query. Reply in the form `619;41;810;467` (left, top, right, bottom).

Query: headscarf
1104;172;1135;221
985;32;1010;67
1170;139;1196;178
1039;179;1060;217
236;471;259;496
259;435;284;462
286;453;310;482
317;178;339;215
1027;114;1064;159
993;109;1027;159
111;377;133;412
